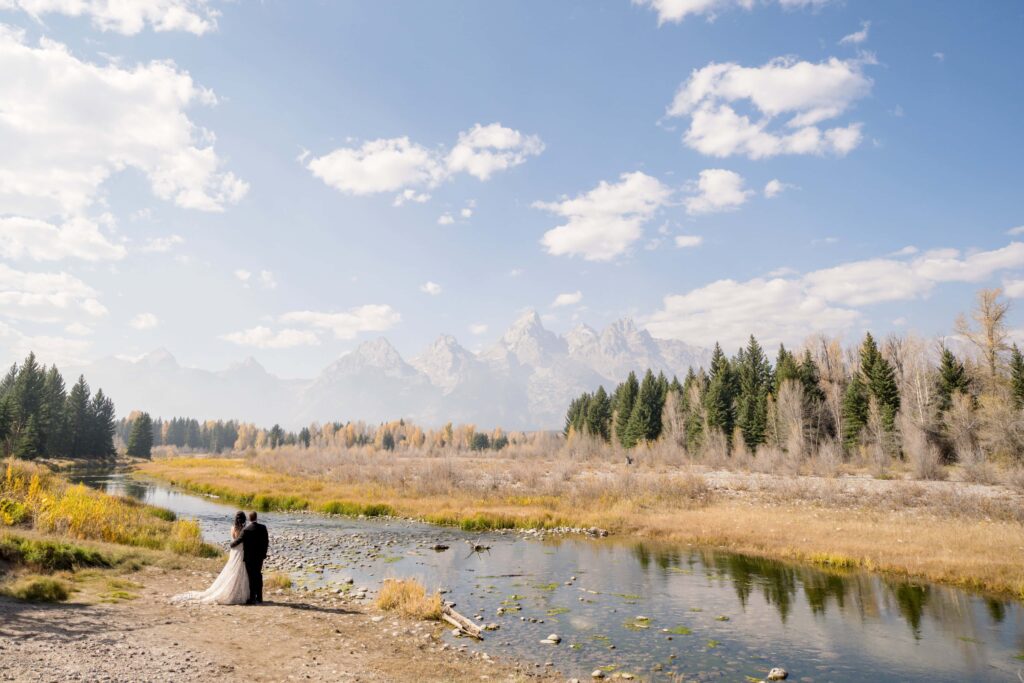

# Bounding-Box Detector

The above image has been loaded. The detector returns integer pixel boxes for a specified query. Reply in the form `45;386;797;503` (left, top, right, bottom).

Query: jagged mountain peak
138;348;178;368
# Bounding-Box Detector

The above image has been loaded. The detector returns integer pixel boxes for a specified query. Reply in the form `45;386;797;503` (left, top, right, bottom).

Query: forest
564;288;1024;479
0;353;117;460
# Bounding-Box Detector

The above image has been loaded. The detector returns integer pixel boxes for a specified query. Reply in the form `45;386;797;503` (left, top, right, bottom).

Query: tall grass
1;459;218;557
0;534;111;571
375;578;442;620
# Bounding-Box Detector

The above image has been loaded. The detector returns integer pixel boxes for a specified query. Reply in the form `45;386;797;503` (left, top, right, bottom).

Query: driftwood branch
442;605;483;640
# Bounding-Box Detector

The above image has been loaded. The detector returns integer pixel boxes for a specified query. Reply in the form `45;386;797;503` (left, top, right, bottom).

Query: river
74;470;1023;682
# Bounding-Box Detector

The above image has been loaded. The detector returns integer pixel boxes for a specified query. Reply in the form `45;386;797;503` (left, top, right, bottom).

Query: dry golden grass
375;578;442;620
265;572;292;590
2;459;218;557
139;456;1024;598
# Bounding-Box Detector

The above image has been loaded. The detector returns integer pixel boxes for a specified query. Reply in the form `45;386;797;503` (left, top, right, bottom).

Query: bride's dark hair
233;511;246;534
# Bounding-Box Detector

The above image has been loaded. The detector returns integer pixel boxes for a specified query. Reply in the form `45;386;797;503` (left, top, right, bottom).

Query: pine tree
126;412;154;458
798;350;826;404
935;347;971;412
736;335;771;449
624;369;662;447
585;386;612;441
614;372;639;447
842;374;869;449
65;376;91;458
1010;345;1024;409
704;343;737;445
40;366;67;457
89;389;117;458
14;414;41;459
0;397;12;453
774;345;800;394
858;333;899;432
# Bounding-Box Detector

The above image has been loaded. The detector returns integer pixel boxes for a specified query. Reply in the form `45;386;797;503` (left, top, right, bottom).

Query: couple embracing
171;511;269;606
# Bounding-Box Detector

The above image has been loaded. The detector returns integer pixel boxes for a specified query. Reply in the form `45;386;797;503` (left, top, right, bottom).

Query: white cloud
763;179;796;198
234;269;251;284
129;312;159;330
420;281;442;296
468;323;488;335
0;215;125;261
933;52;945;62
140;234;184;253
536;171;673;261
675;234;703;248
306;123;541;203
839;21;870;45
684;169;752;214
666;56;872;159
509;268;524;277
1004;279;1024;298
1006;225;1024;236
445;123;544;181
2;0;219;35
633;0;830;24
0;321;90;366
552;291;583;307
259;270;277;290
0;263;107;322
0;27;246;218
437;213;455;225
392;189;431;206
64;322;92;336
280;304;400;340
220;326;320;349
646;241;1024;349
460;207;473;219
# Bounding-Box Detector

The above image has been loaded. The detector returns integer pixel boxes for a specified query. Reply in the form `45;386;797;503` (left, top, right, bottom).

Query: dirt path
0;562;556;682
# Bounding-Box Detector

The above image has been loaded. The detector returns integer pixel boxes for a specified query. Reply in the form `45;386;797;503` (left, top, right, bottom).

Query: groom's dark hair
248;511;258;522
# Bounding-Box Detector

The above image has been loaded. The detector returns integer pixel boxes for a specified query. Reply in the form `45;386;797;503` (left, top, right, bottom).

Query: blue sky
0;0;1022;376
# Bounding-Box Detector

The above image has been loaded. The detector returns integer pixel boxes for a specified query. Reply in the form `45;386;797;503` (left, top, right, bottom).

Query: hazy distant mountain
71;314;710;430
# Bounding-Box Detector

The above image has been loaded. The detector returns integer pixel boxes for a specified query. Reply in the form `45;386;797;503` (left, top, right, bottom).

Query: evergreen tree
736;335;771;449
0;397;12;451
774;345;800;394
65;376;91;458
798;350;826;404
624;369;663;447
40;366;67;457
298;427;312;448
14;414;41;459
585;386;612;441
614;371;639;447
704;343;736;444
935;347;971;412
89;389;117;458
842;374;869;449
859;333;899;431
126;412;154;458
1010;345;1024;409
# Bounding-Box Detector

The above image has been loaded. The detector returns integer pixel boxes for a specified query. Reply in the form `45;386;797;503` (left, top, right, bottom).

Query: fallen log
442;605;483;640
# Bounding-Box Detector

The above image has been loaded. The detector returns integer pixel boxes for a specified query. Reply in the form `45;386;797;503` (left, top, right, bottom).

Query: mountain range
69;312;710;430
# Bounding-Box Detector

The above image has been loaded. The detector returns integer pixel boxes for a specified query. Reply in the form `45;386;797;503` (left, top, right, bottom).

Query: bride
171;511;250;605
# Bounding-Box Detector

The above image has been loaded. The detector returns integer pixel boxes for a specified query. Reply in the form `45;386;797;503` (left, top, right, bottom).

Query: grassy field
139;455;1024;599
1;458;220;602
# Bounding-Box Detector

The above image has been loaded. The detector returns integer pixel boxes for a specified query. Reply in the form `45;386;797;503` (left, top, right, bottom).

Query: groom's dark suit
230;521;269;604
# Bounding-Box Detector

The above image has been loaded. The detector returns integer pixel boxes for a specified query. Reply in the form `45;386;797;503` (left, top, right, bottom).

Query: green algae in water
706;639;720;649
715;615;730;621
382;556;402;563
623;616;652;631
535;582;559;591
547;606;570;616
666;625;692;635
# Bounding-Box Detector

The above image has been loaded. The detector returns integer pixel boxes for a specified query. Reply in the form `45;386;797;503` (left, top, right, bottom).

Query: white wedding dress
171;542;250;605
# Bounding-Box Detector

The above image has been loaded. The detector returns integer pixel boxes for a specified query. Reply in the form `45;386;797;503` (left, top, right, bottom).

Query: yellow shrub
375;578;442;620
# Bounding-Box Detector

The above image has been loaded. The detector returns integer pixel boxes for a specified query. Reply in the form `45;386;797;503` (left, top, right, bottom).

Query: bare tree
956;287;1010;382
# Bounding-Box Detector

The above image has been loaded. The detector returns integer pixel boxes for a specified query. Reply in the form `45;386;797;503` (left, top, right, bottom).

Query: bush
265;572;292;590
0;534;111;571
0;499;29;526
167;520;220;558
4;576;70;602
375;578;442;620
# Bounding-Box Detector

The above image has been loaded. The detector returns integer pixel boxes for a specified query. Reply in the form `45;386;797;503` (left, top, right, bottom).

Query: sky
0;0;1022;378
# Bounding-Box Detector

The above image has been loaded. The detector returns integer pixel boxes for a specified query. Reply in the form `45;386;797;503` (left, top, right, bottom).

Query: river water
74;471;1023;681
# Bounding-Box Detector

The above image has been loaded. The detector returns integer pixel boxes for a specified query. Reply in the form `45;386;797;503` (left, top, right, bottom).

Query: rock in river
767;667;788;680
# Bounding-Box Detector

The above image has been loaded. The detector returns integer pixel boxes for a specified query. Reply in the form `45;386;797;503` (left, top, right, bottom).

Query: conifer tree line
564;289;1024;472
0;353;116;460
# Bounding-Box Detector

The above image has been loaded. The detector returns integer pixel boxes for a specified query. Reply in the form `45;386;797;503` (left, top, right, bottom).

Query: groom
230;511;269;604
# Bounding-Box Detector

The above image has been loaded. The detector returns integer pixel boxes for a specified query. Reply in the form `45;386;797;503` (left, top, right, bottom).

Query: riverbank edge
137;458;1024;601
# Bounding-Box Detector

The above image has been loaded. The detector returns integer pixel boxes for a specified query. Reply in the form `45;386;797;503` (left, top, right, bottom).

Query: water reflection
73;469;1024;682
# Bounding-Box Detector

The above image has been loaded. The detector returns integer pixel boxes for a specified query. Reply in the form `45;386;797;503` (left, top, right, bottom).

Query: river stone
591;671;605;679
767;667;788;680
